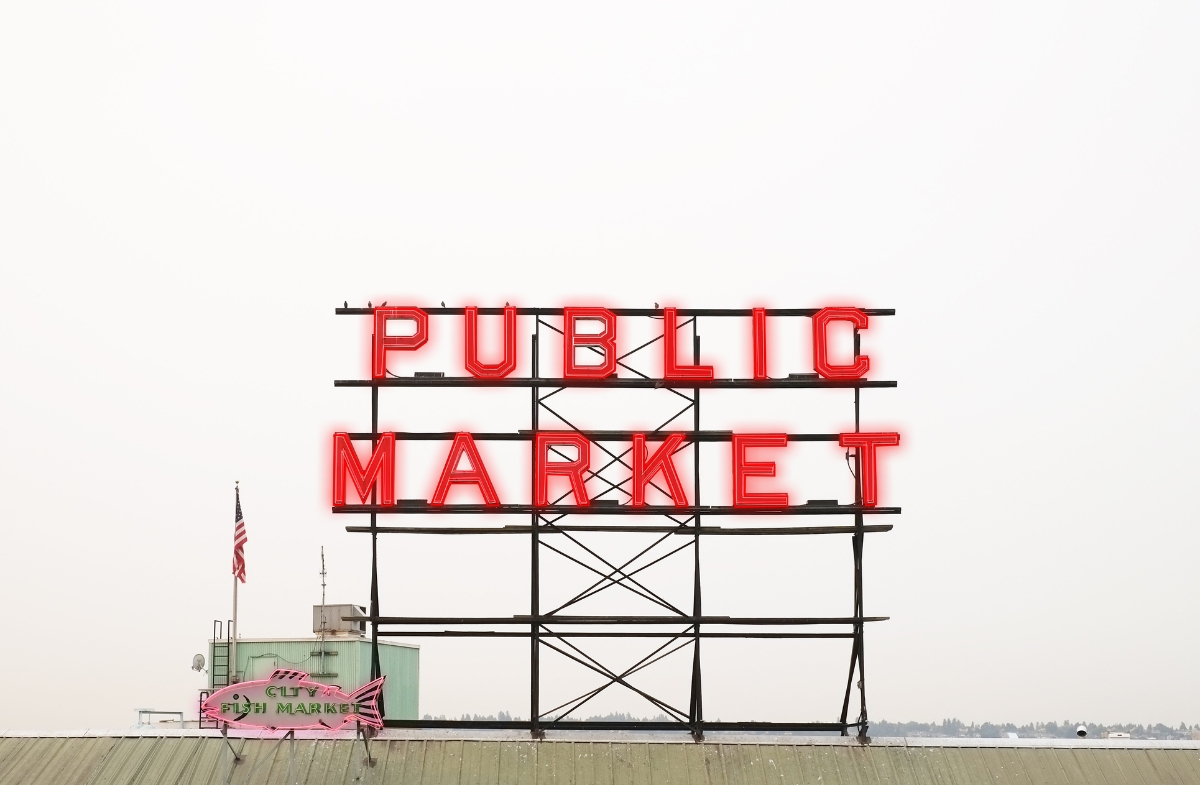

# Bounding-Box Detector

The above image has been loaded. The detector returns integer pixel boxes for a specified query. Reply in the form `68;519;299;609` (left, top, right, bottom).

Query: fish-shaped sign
201;669;385;730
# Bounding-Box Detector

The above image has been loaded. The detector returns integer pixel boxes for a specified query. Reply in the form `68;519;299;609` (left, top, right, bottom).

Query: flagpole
231;481;239;684
231;570;238;683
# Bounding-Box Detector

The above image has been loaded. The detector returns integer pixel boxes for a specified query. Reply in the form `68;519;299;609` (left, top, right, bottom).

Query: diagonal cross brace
536;316;697;405
542;634;695;722
539;635;690;723
548;531;695;615
540;521;687;616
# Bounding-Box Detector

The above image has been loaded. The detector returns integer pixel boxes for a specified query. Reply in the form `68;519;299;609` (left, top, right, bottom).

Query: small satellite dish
192;654;205;672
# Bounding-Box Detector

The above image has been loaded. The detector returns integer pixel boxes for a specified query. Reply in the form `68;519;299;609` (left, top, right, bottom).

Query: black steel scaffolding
334;306;898;739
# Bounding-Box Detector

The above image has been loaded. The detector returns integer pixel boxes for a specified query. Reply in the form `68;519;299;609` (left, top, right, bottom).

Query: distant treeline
869;718;1199;740
421;714;1198;740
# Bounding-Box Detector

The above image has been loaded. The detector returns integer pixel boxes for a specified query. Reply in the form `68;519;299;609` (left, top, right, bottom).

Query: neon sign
201;669;385;730
334;306;899;509
331;303;901;738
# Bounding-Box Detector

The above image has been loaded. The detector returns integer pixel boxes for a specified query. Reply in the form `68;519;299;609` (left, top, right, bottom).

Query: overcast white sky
2;3;1198;731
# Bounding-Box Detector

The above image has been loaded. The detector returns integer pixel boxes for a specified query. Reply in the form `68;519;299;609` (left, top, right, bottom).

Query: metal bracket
234;730;297;785
220;724;243;762
220;724;244;785
357;722;377;768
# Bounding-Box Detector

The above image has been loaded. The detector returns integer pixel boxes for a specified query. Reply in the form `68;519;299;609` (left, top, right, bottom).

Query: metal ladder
199;620;232;730
211;619;232;687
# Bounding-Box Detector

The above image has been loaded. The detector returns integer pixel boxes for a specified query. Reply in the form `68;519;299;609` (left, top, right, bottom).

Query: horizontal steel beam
338;307;896;317
336;377;896;389
375;631;858;638
380;719;858;731
361;615;887;625
345;524;892;535
344;430;843;442
334;504;899;516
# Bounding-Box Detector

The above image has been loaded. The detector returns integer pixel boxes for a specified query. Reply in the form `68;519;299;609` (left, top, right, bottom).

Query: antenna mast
318;546;327;676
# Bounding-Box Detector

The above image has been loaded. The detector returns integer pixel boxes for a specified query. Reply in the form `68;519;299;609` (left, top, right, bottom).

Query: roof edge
3;728;1199;749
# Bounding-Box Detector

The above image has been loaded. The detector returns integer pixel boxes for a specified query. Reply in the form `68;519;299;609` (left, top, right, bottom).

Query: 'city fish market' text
219;701;368;716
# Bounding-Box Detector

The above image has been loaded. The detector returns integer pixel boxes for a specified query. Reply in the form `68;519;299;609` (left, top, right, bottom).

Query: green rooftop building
208;604;418;720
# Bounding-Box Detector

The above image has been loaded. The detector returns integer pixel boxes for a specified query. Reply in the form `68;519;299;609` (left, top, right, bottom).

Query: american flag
233;486;247;583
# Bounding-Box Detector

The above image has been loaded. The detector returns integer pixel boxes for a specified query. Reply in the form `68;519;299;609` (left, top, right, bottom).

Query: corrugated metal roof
0;736;118;785
2;735;1199;784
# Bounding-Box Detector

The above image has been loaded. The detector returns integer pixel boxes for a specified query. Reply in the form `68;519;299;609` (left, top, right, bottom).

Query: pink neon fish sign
201;669;385;730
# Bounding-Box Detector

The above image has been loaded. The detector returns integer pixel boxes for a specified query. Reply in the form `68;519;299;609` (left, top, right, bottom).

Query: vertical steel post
689;324;704;738
839;329;866;736
530;325;541;738
370;382;383;716
853;328;867;737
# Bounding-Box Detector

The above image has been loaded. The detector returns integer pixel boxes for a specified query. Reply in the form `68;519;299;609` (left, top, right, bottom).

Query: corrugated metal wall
3;736;1199;785
376;644;419;720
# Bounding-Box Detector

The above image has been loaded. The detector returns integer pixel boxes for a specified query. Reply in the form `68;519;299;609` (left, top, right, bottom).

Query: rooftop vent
313;604;367;637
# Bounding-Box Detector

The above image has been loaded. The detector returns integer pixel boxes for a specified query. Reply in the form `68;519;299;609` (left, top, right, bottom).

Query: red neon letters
535;432;592;506
329;430;900;508
332;432;395;506
562;308;617;378
812;307;869;380
631;433;689;507
752;307;768;380
839;432;899;507
362;306;877;381
662;308;713;380
333;306;900;511
731;434;789;508
372;307;429;379
464;306;517;379
430;432;500;506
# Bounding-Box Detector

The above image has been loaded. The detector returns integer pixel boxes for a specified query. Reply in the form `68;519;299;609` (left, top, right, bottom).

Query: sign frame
333;305;900;739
